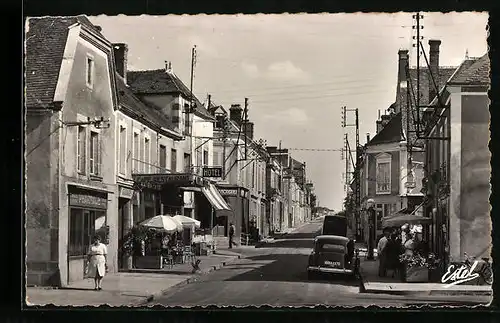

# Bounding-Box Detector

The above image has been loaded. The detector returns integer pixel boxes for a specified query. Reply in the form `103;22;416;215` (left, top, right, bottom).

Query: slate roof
408;66;457;105
126;69;214;120
116;74;181;139
449;54;490;85
25;16;103;109
367;112;403;146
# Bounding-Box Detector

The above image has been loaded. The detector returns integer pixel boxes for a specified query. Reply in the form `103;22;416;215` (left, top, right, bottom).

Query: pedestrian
385;232;401;278
229;222;235;249
377;228;390;277
86;234;108;291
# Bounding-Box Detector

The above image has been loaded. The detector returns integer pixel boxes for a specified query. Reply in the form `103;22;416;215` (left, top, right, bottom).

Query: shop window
77;126;86;174
69;209;106;256
89;131;100;176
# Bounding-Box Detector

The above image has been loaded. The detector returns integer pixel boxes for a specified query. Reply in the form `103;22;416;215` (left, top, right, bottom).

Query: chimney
165;60;173;74
229;104;243;125
428;39;441;103
245;122;254;140
113;43;128;84
376;120;383;134
366;133;370;143
395;49;409;113
381;114;391;128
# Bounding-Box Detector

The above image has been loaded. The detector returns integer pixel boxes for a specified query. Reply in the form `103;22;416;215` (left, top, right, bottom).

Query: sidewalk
26;253;241;307
359;256;493;297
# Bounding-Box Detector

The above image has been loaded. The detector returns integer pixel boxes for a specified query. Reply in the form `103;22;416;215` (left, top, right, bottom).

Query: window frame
77;126;87;175
375;153;392;195
86;54;95;89
143;134;151;174
118;123;127;176
159;144;167;171
89;128;101;176
68;208;106;257
203;149;209;166
171;148;177;172
132;130;140;174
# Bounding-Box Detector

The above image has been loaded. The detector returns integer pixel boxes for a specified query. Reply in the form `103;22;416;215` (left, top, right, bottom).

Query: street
152;218;491;307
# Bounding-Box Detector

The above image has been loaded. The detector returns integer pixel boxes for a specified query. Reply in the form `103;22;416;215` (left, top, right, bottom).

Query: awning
202;183;233;213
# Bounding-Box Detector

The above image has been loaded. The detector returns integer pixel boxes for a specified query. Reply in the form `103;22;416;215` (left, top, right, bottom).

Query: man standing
229;222;235;249
377;228;390;277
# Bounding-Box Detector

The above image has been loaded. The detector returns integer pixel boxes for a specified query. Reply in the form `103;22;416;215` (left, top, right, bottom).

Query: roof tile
367;112;403;146
25;16;99;109
449;54;490;85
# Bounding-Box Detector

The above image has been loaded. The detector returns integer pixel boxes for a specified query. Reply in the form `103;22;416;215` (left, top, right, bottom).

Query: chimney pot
229;104;243;125
396;49;410;114
366;133;370;143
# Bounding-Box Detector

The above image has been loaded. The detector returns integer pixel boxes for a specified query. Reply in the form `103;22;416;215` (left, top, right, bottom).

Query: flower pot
405;264;429;282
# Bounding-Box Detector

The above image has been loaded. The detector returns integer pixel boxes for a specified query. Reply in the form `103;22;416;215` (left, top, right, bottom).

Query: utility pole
189;45;197;172
244;98;249;161
279;140;284;231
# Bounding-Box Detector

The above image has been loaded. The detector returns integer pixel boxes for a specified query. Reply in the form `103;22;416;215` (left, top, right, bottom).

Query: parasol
172;215;201;228
382;214;432;228
140;215;183;233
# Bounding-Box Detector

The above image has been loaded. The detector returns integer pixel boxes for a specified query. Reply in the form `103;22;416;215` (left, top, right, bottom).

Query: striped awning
202;183;232;213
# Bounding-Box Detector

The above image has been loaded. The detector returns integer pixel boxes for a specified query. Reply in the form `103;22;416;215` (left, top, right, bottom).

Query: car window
319;243;345;253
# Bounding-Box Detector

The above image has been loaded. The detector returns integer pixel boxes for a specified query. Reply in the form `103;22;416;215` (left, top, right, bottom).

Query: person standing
377;229;390;277
229;222;235;249
86;235;108;291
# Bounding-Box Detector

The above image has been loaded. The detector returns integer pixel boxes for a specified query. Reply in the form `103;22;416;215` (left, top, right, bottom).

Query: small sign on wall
202;167;223;178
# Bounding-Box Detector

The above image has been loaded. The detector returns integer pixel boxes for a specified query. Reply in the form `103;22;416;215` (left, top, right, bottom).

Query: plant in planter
120;225;157;257
399;252;440;282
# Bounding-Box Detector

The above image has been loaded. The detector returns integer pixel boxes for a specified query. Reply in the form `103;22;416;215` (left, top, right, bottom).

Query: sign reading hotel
202;167;223;178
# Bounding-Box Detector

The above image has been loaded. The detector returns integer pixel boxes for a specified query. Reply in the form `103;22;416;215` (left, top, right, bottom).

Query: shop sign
133;174;195;189
202;167;223;178
119;187;134;199
69;193;107;209
219;188;238;196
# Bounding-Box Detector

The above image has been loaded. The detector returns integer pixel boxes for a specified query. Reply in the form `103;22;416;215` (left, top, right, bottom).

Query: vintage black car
307;235;360;279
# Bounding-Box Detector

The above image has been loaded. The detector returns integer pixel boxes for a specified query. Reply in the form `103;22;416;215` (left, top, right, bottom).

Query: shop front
214;185;249;243
67;186;110;284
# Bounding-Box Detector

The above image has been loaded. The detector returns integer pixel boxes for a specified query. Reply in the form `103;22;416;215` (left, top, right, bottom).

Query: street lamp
367;198;375;260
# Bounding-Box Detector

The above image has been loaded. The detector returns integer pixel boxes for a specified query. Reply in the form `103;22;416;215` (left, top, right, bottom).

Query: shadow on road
272;229;322;240
224;253;358;287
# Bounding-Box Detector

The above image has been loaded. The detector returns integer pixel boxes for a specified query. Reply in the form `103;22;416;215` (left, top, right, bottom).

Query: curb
358;264;492;297
132;254;241;306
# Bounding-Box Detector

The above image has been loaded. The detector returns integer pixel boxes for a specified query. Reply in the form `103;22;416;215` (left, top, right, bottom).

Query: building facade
26;16;119;286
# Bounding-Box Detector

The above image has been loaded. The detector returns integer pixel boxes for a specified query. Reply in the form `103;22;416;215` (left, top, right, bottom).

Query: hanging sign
202;167;223;178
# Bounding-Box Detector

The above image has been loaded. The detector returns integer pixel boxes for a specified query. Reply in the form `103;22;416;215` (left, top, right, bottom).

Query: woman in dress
87;234;108;290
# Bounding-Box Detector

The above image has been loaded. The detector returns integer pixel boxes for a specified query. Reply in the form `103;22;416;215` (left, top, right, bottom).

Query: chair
162;249;174;269
183;245;195;264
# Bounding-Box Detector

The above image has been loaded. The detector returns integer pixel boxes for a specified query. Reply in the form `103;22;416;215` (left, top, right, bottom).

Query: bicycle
464;252;493;285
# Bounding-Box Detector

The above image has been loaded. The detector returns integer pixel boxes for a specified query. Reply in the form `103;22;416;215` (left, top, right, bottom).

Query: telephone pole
244;98;249;161
188;45;197;172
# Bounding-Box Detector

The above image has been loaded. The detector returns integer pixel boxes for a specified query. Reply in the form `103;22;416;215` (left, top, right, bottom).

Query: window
68;209;106;256
86;56;94;88
184;153;191;172
319;243;345;253
77;126;86;174
144;137;150;173
213;151;221;167
203;150;209;166
119;126;127;175
89;131;100;176
196;144;202;167
133;132;139;173
159;145;167;172
376;154;391;194
252;162;255;188
171;149;177;172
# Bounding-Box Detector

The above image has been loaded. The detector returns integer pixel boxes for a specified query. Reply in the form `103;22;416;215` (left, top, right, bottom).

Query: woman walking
86;234;108;290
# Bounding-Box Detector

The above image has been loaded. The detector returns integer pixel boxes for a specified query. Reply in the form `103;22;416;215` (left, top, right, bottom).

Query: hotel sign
202;167;223;178
133;174;195;190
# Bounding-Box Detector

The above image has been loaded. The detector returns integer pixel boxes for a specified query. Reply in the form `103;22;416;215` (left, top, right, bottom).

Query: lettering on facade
133;174;195;190
202;167;223;178
119;187;134;199
219;188;238;196
69;193;108;209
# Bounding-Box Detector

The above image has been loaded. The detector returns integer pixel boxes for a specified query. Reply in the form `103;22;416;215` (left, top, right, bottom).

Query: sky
90;12;489;211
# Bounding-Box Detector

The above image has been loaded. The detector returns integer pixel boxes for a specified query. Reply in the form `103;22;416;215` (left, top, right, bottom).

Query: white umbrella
140;215;183;233
173;215;201;228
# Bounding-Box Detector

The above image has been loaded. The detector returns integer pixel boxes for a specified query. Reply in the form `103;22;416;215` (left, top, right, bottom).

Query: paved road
153;218;491;307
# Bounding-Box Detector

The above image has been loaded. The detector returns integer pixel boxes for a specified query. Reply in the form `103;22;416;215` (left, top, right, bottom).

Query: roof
315;235;349;243
116;74;182;139
127;69;214;120
367;112;403;146
25;15;102;109
408;66;457;105
449;54;490;85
